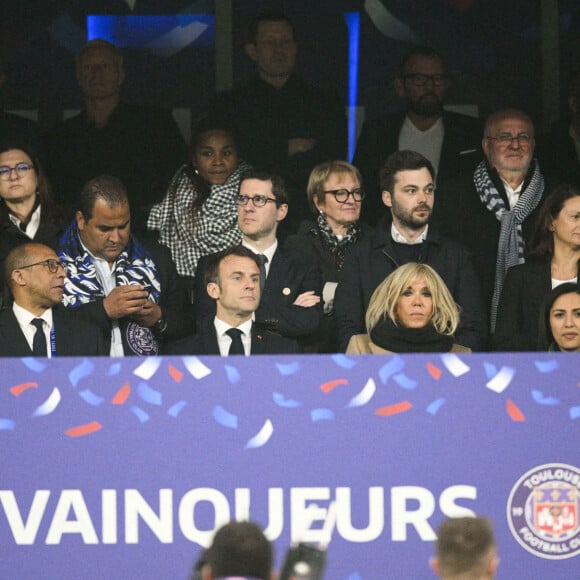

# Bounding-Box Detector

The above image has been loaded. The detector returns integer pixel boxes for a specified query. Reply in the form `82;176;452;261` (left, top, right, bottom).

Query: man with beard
334;150;485;351
354;46;482;225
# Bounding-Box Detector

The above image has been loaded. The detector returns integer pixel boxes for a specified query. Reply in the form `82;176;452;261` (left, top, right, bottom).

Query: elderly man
58;175;191;356
439;108;545;333
0;243;107;356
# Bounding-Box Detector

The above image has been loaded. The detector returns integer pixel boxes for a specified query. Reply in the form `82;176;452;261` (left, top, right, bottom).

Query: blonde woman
347;263;470;353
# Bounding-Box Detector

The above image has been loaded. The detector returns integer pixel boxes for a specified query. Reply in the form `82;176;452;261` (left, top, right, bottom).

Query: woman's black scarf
370;318;454;353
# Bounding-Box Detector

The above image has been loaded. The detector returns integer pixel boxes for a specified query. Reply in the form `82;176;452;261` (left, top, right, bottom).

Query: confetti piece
112;382;130;405
375;401;412;416
168;364;183;383
346;573;363;580
426;362;442;380
426;398;446;415
320;379;348;393
394;373;418;390
106;362;122;376
378;356;405;383
78;389;105;406
183;356;212;379
483;362;498;380
534;359;559;373
64;421;102;437
531;390;560;406
21;358;47;373
440;354;470;377
311;408;335;421
245;419;273;449
506;399;525;422
0;419;15;431
10;382;38;397
225;365;241;384
69;358;95;388
486;366;515;394
332;354;358;369
213;405;238;429
133;358;162;380
32;387;61;416
275;362;300;376
569;406;580;420
346;378;376;408
168;401;187;417
137;382;162;406
272;392;301;408
131;406;150;423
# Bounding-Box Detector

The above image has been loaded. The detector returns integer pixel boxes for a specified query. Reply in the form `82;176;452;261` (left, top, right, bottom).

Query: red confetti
65;421;103;437
375;401;413;416
506;399;526;422
427;362;442;380
320;379;348;393
111;382;130;405
168;364;183;383
10;382;38;397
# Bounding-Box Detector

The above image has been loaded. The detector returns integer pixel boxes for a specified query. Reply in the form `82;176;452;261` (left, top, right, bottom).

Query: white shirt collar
390;223;429;245
8;203;41;239
214;317;254;356
242;239;277;275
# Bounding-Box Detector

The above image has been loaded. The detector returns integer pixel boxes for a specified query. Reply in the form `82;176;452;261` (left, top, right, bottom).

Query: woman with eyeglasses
538;282;580;352
346;263;470;354
285;160;371;351
147;118;250;294
0;139;69;302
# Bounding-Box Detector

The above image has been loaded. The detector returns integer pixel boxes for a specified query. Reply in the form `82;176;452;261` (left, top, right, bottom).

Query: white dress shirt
214;317;253;356
12;302;53;357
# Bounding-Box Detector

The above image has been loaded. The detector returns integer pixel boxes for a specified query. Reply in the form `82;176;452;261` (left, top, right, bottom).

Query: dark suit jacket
353;110;482;224
0;305;108;356
193;246;323;339
166;317;301;355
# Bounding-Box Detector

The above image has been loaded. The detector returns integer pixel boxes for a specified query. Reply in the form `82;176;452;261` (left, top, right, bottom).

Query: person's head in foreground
431;516;498;579
199;521;273;580
365;262;461;352
540;282;580;352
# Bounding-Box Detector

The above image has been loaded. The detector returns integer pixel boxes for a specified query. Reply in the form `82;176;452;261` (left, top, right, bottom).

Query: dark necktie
257;254;268;294
31;318;47;357
226;328;245;355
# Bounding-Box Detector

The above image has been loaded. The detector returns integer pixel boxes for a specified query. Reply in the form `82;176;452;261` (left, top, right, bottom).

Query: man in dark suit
193;169;323;342
354;46;482;225
168;246;300;355
0;243;107;356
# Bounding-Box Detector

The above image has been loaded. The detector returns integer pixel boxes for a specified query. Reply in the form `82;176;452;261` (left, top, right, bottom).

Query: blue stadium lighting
344;12;360;162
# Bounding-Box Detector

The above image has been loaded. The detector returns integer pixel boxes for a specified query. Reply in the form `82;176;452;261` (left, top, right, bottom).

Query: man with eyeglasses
354;46;482;225
0;243;107;356
438;108;546;337
193;170;322;343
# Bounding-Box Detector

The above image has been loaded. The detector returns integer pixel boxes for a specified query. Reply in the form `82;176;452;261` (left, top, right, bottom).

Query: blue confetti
483;362;498;380
273;392;301;408
275;361;301;376
225;365;241;384
21;357;47;373
394;373;418;390
213;405;238;429
534;359;559;373
426;398;446;415
130;406;150;423
137;382;162;406
531;390;560;406
332;354;358;369
379;356;405;383
78;389;104;406
570;406;580;420
311;408;335;422
69;358;95;387
345;573;363;580
0;419;15;431
107;362;122;376
168;401;187;417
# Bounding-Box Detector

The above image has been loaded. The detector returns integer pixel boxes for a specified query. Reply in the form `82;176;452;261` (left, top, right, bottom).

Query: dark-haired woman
539;283;580;352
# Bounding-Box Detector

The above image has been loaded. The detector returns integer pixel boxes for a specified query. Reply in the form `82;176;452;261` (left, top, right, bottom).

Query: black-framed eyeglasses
0;162;35;180
236;195;278;207
402;73;448;87
17;259;65;274
485;133;532;146
323;188;365;203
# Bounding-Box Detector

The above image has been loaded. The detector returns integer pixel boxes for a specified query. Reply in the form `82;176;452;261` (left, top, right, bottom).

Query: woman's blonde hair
306;160;362;214
365;263;460;336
